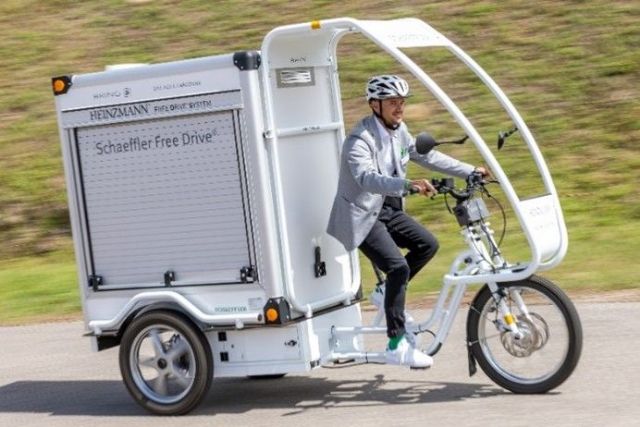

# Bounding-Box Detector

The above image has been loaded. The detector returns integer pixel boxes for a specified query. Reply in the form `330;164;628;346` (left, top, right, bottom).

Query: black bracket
51;75;72;95
314;246;327;278
263;297;292;324
233;51;261;71
240;266;255;283
88;275;103;291
164;270;176;287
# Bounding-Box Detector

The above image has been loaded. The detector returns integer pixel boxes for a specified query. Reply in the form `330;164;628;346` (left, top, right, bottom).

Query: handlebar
406;171;490;200
430;171;488;202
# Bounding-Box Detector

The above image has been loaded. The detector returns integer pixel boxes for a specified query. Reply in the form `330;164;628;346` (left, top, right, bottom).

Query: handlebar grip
431;177;454;194
467;170;486;186
408;185;420;195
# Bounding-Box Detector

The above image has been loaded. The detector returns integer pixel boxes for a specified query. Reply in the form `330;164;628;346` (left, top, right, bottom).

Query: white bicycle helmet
366;75;410;101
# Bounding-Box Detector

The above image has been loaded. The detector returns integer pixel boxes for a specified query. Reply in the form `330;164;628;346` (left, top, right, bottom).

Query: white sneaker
385;336;433;369
369;284;415;324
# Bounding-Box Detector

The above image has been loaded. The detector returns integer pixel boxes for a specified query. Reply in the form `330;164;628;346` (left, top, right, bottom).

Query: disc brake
500;312;549;357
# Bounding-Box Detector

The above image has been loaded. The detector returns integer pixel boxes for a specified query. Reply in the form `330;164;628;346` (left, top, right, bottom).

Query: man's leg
359;219;409;339
359;209;435;368
384;210;439;281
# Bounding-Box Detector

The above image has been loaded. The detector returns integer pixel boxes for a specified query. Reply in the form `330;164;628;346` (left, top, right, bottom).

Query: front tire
119;310;212;415
467;275;582;393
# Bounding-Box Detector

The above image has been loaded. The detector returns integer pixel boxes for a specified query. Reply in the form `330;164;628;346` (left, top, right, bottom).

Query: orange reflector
266;308;279;323
311;20;321;30
52;76;71;95
53;79;66;93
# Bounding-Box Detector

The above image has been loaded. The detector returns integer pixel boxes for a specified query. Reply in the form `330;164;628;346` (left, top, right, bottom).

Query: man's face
371;97;406;127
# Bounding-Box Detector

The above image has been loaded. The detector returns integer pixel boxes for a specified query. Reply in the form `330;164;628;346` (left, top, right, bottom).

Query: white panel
264;32;334;69
209;304;362;377
271;66;335;130
519;195;562;262
75;110;251;287
218;327;301;363
277;132;348;304
358;18;451;48
262;25;357;310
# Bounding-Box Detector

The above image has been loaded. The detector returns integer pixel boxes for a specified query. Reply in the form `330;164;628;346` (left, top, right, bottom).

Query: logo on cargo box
89;103;150;121
153;80;202;92
92;87;132;100
214;306;249;313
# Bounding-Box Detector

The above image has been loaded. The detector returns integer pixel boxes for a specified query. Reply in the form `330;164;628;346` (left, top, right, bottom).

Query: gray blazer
327;115;475;251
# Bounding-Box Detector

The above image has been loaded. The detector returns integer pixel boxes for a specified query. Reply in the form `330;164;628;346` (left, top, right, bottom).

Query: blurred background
0;0;638;323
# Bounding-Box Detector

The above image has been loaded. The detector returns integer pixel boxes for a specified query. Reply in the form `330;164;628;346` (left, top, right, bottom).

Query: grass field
0;1;638;324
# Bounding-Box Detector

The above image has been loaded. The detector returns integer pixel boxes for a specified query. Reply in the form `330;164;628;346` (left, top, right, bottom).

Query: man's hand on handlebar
473;166;490;178
408;167;492;198
429;166;496;201
467;166;493;186
408;179;437;197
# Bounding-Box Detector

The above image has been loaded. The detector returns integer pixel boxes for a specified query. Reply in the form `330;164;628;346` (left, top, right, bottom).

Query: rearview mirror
415;132;438;154
416;132;468;154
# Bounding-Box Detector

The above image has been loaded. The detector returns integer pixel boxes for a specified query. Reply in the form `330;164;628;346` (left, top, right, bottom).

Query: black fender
465;283;491;376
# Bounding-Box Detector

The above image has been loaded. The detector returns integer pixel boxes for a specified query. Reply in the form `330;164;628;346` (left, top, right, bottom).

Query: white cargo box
54;51;361;333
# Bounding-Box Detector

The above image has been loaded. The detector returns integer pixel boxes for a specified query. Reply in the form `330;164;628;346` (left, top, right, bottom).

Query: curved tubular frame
261;18;568;310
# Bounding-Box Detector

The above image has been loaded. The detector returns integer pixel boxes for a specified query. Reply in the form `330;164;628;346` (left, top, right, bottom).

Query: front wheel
467;275;582;393
119;310;213;415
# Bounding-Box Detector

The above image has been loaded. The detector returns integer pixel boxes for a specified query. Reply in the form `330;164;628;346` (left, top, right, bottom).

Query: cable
481;184;507;246
444;193;453;215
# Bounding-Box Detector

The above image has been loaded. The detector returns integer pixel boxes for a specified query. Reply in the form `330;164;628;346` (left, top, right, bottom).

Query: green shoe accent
388;335;403;350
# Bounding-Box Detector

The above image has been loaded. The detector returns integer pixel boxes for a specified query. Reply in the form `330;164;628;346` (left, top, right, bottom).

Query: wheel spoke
152;373;169;396
149;329;166;357
171;368;194;389
167;336;190;360
139;356;158;370
479;332;502;343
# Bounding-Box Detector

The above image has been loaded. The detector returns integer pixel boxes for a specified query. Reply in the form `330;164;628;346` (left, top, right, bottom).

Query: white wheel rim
477;287;570;384
129;324;197;404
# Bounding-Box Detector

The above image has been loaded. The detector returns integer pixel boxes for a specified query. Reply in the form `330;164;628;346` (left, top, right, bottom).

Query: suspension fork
509;287;532;320
487;282;523;340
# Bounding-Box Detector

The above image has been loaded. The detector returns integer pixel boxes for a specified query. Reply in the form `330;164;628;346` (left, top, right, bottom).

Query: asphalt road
1;301;639;427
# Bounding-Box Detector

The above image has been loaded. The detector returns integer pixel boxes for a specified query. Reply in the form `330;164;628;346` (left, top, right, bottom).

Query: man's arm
347;136;408;196
408;139;475;179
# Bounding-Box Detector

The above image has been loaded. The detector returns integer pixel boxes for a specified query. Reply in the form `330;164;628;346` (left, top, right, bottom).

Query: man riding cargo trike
51;17;582;415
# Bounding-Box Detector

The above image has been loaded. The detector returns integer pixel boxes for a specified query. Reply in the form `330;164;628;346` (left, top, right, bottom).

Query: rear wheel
467;275;582;393
119;310;212;415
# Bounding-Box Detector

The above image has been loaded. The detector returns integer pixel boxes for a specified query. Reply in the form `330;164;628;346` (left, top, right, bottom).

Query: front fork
467;282;524;376
487;282;524;340
463;225;522;338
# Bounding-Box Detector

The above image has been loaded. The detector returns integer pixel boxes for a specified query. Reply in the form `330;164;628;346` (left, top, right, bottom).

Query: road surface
1;301;639;426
